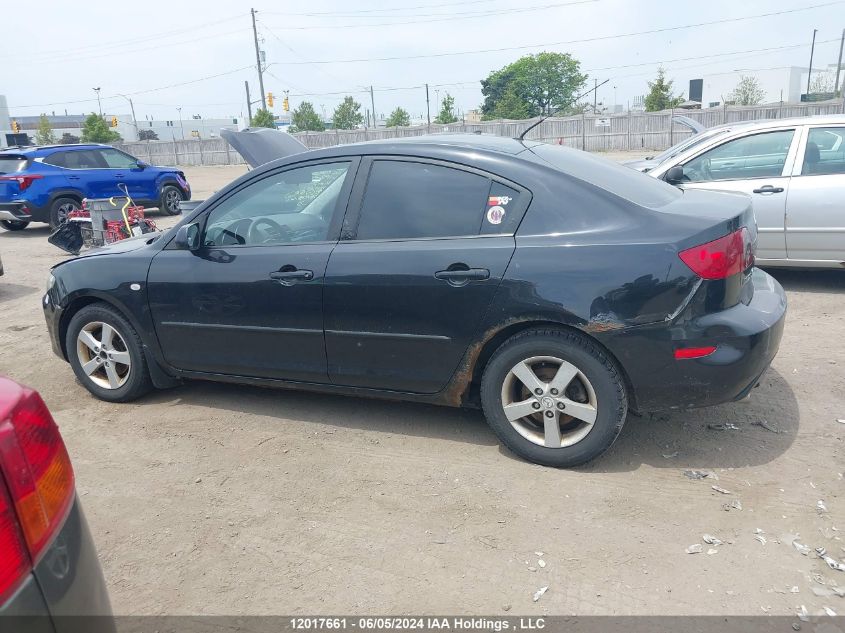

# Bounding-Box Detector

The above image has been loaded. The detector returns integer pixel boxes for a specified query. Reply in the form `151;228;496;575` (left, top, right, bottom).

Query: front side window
98;148;138;169
203;162;350;247
802;127;845;176
682;130;795;182
355;161;492;240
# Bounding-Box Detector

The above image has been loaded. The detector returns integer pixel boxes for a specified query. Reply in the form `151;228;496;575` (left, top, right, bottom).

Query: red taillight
679;227;754;280
674;346;717;360
0;174;43;192
0;384;74;603
0;472;29;604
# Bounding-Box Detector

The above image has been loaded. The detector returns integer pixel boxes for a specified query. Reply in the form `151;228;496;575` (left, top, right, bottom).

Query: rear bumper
0;200;49;223
601;268;787;412
0;498;114;631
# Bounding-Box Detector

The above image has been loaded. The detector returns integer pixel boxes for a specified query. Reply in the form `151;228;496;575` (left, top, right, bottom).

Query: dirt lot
0;162;843;616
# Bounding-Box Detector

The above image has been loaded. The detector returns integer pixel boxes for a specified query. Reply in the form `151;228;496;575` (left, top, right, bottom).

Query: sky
5;0;845;123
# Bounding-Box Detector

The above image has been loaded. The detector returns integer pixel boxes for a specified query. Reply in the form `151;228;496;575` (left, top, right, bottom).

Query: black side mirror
665;165;685;184
135;160;147;170
174;223;200;250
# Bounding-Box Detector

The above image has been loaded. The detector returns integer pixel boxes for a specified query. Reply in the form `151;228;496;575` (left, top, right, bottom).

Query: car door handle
114;173;125;178
269;269;313;282
752;185;784;194
434;268;490;281
67;175;80;181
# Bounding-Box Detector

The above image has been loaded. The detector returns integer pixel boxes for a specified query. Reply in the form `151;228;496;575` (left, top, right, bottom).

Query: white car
645;115;845;269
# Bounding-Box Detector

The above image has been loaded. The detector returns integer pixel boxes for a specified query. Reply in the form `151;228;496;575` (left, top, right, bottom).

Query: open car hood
220;127;308;168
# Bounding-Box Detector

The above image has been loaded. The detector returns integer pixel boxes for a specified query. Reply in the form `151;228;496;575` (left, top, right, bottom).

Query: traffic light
110;116;118;128
11;120;19;133
283;96;289;112
267;92;274;108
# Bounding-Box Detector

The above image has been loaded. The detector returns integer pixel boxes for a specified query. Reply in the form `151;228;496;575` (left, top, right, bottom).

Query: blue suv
0;144;191;230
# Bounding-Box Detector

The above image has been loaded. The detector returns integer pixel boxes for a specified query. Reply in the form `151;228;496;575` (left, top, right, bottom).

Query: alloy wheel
76;321;131;390
56;202;78;225
500;355;598;448
165;189;181;213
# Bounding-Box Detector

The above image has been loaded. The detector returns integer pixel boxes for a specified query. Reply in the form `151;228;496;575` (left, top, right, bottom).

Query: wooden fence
115;99;845;165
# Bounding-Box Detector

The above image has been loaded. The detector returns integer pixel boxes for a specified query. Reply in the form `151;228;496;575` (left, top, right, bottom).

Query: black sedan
42;133;786;467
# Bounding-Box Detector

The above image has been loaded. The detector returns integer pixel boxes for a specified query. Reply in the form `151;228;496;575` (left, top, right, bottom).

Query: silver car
646;114;845;269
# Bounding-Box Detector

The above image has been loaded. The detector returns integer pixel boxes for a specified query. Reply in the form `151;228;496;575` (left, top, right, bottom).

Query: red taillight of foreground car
0;174;43;193
0;382;74;603
674;346;717;360
679;227;754;280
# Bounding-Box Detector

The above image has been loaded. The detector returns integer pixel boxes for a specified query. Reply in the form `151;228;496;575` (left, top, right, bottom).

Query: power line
266;1;845;62
263;0;596;29
260;0;500;17
10;14;244;63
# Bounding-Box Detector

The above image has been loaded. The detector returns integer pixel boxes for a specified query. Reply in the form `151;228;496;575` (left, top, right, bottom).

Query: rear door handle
67;175;80;181
114;173;125;178
752;185;784;194
435;268;490;281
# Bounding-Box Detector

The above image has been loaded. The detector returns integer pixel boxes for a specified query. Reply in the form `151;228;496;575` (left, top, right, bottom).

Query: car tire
159;184;184;215
480;328;627;468
66;303;153;403
49;197;81;230
0;219;29;231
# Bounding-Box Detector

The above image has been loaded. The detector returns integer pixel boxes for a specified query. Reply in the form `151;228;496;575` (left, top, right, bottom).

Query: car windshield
0;156;28;174
650;128;730;163
527;143;682;207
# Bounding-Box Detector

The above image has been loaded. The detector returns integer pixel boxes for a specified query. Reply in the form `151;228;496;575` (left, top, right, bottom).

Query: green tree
730;76;765;106
644;67;684;112
59;132;80;144
290;101;325;133
481;52;587;118
80;113;122;143
434;93;458;124
385;107;411;127
138;129;159;141
250;108;276;129
332;96;364;130
482;87;532;120
35;114;56;145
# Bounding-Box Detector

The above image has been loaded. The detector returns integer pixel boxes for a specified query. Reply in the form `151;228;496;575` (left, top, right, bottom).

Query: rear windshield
0;156;28;174
527;144;682;208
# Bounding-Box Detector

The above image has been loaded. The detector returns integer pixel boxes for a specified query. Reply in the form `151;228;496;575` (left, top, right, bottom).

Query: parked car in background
623;115;710;172
0;376;113;630
43;132;785;468
0;144;191;230
644;115;845;269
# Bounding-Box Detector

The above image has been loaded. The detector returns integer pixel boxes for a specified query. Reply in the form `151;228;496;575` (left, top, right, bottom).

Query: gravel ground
0;159;843;616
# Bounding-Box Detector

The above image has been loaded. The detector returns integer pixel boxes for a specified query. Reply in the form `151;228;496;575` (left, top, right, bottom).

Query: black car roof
354;134;544;155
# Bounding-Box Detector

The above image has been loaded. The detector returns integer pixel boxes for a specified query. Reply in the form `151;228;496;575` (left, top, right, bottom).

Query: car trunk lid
220;127;308;168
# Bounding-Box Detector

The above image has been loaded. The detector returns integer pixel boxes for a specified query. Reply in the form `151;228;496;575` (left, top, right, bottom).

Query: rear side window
355;161;492;240
43;150;103;169
0;156;27;174
802;127;845;176
527;144;681;208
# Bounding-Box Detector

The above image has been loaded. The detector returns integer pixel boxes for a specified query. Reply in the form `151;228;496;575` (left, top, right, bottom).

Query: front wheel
480;328;627;468
159;184;184;215
0;219;29;231
66;303;153;402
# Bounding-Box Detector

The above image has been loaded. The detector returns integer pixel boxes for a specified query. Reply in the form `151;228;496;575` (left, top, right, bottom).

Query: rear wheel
0;219;29;231
66;303;153;402
49;197;81;230
480;328;627;467
160;184;184;215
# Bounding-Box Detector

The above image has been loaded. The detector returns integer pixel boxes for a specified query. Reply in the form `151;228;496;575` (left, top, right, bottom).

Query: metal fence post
581;112;586;151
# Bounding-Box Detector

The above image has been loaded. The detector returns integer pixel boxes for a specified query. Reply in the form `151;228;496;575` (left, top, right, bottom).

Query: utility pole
117;94;139;141
245;81;253;122
835;28;844;106
807;28;818;98
593;78;598;113
92;87;102;117
177;107;184;140
425;83;431;130
370;85;377;127
251;8;266;110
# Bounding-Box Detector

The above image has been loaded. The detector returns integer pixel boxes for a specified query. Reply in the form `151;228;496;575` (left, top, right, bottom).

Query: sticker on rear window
488;195;512;206
486;205;505;225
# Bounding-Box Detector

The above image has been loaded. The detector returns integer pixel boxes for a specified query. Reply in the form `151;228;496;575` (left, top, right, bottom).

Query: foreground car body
0;143;190;230
43;134;786;467
644;115;845;269
0;377;113;630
